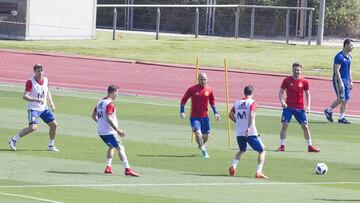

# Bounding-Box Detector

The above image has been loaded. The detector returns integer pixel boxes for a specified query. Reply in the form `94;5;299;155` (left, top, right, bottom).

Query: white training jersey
232;98;258;137
96;98;118;135
27;77;48;111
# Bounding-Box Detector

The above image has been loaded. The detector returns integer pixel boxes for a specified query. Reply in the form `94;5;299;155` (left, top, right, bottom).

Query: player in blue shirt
324;39;354;124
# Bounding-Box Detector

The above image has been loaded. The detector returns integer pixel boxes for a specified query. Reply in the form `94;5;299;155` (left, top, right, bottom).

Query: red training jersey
180;84;216;118
280;76;309;110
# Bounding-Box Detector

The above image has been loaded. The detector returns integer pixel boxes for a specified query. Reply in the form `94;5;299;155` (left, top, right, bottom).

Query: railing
97;4;315;45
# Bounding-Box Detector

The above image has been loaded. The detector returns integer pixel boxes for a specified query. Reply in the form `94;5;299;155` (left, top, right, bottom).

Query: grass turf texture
0;84;360;202
0;31;359;79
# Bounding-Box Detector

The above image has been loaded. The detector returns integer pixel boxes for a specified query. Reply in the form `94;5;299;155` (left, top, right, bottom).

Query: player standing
324;39;354;124
228;85;268;178
92;85;139;177
277;63;320;152
180;72;220;158
9;64;59;152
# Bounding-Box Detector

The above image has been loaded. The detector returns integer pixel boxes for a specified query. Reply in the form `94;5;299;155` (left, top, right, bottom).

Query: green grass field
0;31;359;79
1;84;360;202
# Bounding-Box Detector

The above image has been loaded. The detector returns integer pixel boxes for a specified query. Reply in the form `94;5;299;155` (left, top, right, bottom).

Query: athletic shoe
125;168;139;177
47;145;59;152
255;172;268;179
104;166;112;174
308;145;320;152
276;145;285;152
338;117;351;124
324;109;333;122
229;166;235;176
9;138;16;151
201;150;210;159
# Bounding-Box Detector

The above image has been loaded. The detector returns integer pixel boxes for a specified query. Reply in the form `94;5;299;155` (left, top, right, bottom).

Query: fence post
112;7;117;40
156;8;160;40
234;7;240;39
285;8;290;43
195;8;199;38
307;10;313;45
250;8;255;40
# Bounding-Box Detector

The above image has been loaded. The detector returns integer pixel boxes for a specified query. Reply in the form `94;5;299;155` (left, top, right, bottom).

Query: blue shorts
28;109;55;125
237;135;265;152
190;117;210;134
99;134;121;148
281;108;307;124
333;79;351;101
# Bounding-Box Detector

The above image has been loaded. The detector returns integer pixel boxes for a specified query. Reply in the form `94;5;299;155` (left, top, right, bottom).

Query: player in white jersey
9;64;59;152
228;85;268;178
92;85;139;177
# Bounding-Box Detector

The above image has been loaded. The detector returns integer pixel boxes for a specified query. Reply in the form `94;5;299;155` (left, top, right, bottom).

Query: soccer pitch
0;84;360;203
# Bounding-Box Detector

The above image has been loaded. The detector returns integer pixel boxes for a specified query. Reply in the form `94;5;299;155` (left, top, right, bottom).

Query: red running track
0;50;359;116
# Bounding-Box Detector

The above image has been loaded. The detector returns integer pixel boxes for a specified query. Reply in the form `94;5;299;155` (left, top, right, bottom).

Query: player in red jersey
180;72;220;158
277;63;320;152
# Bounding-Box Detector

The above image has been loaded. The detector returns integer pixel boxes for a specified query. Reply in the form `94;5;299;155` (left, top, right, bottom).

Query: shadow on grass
46;170;104;176
313;198;360;202
266;149;304;152
0;148;47;152
137;154;197;158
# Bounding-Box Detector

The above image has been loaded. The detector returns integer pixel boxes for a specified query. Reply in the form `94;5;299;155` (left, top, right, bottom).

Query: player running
228;85;268;179
180;72;220;159
92;85;139;177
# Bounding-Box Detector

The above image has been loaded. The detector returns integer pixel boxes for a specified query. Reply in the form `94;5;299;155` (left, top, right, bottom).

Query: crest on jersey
195;92;199;95
290;83;294;87
205;91;209;96
299;82;303;88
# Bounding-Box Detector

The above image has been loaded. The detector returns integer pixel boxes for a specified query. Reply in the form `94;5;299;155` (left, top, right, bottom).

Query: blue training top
333;51;352;83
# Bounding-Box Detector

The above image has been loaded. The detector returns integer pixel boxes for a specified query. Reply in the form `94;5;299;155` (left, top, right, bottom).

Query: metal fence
97;4;316;45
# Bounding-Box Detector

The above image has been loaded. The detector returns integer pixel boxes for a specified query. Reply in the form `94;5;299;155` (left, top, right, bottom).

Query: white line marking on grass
0;192;63;203
0;182;359;188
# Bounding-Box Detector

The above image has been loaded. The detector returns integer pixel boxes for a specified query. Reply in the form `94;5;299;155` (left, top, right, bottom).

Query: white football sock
339;113;345;119
48;140;55;146
106;158;112;166
306;139;312;146
256;164;264;173
200;145;206;151
232;159;239;168
280;139;286;146
12;134;20;142
123;160;130;169
326;107;333;113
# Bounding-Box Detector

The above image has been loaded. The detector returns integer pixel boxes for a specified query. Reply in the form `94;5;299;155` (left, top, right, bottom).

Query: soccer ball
315;163;328;175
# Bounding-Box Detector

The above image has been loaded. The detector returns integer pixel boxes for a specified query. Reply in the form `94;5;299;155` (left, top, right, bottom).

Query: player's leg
201;117;211;145
190;118;208;158
105;146;115;174
325;79;345;122
277;108;291;151
294;109;320;152
338;84;351;124
229;136;246;176
9;110;40;151
41;109;58;151
116;145;139;177
247;135;268;178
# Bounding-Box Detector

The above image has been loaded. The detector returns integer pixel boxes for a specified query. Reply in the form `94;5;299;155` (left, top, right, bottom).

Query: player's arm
91;107;97;122
334;64;343;85
105;103;125;137
229;106;236;123
180;88;192;119
305;90;311;112
22;80;43;104
278;88;287;109
209;91;220;121
47;91;55;112
349;63;353;89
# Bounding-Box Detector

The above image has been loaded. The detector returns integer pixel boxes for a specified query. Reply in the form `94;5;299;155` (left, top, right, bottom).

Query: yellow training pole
191;56;200;143
224;59;231;148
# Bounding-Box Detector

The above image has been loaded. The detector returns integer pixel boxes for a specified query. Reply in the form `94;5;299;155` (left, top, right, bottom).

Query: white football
315;163;328;175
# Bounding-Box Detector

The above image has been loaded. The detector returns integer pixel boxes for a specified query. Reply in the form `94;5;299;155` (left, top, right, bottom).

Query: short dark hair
244;85;253;96
33;64;43;71
107;85;119;93
292;62;302;69
343;38;353;47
